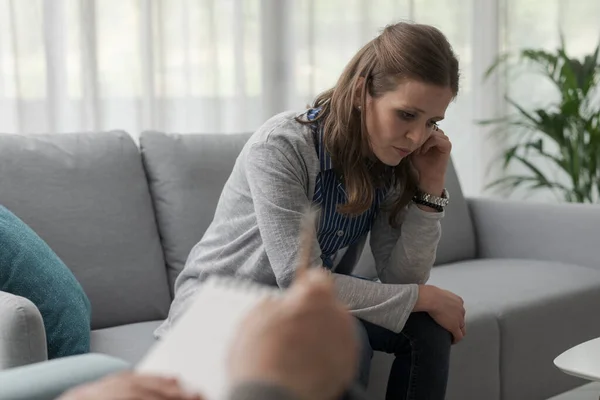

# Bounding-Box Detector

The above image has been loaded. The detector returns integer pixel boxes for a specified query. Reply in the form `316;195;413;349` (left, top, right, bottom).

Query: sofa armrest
0;291;47;369
467;198;600;270
0;353;130;400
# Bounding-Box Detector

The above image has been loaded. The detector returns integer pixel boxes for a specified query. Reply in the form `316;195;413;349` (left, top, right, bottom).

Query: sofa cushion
0;132;171;329
91;320;162;366
429;259;600;400
366;303;501;400
0;206;91;360
141;131;251;292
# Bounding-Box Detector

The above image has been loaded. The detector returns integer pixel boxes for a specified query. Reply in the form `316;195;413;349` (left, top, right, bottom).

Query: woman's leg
359;312;452;400
355;320;374;388
340;320;373;400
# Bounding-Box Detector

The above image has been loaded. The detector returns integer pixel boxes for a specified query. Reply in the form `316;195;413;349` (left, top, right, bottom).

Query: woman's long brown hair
298;22;459;227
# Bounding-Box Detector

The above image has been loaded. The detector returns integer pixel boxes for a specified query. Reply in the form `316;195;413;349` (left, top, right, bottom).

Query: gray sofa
1;130;599;400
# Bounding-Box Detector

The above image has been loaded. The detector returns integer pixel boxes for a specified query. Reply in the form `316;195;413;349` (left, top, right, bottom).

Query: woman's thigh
354;318;374;388
359;312;451;358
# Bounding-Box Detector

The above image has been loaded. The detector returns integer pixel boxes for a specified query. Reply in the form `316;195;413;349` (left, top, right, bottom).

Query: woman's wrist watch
412;188;450;212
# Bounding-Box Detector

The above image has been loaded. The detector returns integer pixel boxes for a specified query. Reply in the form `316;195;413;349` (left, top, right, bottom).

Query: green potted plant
482;37;600;203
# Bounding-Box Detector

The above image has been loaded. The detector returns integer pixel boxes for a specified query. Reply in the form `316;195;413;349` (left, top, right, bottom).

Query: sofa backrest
141;131;252;293
0;132;171;329
435;159;477;265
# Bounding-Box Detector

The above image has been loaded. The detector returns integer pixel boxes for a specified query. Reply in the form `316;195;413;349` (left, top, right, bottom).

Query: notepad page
136;276;281;400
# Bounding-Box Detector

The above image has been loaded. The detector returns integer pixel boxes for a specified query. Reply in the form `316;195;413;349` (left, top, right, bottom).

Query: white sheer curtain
1;0;599;196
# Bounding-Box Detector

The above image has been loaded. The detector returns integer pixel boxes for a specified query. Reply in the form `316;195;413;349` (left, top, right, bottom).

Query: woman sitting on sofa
156;21;466;400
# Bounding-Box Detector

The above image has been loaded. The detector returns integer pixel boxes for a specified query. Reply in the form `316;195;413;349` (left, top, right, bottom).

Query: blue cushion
0;206;92;359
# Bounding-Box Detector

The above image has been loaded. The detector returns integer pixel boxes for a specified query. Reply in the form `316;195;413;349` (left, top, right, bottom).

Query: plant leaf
513;155;554;186
506;97;540;125
483;36;600;203
484;53;512;79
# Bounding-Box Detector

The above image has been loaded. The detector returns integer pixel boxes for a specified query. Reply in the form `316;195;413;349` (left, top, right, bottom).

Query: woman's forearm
371;204;443;284
332;274;419;333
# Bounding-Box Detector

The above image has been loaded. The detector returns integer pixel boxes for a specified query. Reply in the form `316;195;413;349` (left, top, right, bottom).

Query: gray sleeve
370;203;444;284
228;381;300;400
333;274;419;333
245;141;322;288
332;204;444;333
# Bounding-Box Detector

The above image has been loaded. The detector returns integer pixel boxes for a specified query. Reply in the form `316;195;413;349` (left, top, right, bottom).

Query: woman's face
364;79;454;166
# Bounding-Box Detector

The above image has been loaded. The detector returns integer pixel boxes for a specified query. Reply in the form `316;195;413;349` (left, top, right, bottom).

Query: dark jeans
355;312;452;400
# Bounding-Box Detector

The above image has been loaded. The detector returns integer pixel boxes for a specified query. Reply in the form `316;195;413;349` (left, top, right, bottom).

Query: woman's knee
403;312;452;356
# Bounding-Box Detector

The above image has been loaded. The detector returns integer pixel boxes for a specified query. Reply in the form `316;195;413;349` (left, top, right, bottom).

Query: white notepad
136;276;281;400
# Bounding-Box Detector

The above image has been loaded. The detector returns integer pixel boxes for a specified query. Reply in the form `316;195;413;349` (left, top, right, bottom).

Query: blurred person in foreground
58;267;358;400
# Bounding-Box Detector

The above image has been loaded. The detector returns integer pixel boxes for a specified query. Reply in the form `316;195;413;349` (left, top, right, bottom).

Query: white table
555;337;600;381
554;337;600;400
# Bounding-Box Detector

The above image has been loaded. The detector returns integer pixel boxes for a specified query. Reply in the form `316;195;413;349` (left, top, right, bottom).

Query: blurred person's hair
298;22;459;227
